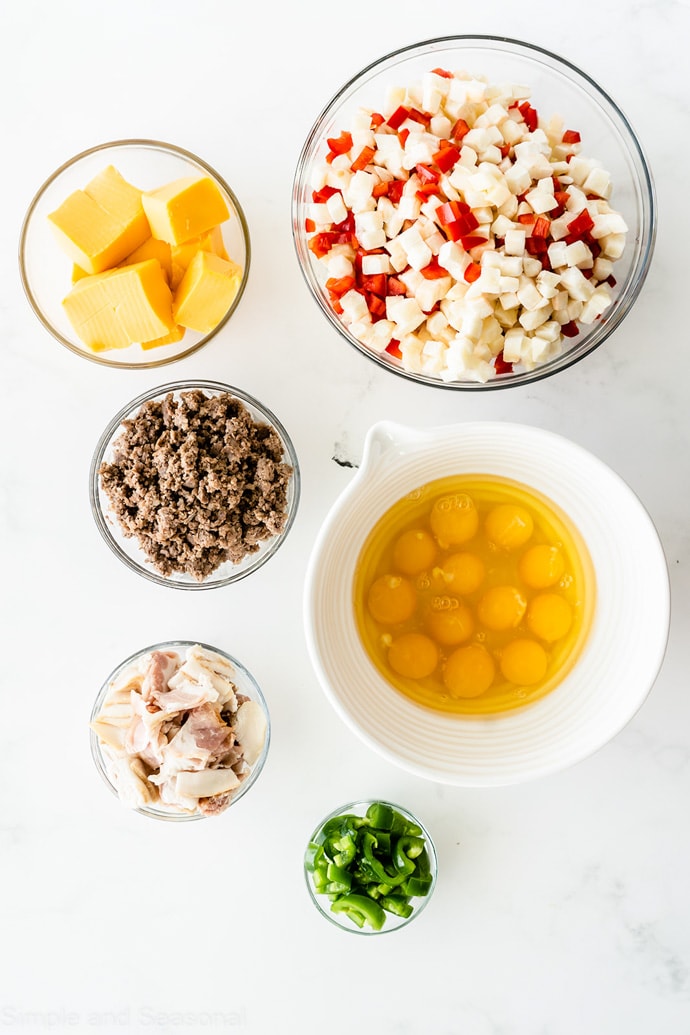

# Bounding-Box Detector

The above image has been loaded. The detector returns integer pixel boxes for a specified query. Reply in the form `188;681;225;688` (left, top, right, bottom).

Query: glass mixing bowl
90;380;300;589
292;36;656;389
90;640;270;822
304;799;438;934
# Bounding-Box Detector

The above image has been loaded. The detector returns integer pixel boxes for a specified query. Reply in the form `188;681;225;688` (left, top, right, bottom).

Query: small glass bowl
90;379;300;589
304;799;438;934
19;139;250;368
292;36;656;389
90;640;271;822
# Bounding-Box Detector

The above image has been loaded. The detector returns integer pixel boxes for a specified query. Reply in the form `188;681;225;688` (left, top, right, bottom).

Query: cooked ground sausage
100;389;293;580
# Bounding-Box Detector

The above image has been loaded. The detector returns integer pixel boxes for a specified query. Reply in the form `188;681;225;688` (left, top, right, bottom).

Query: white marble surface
2;1;689;1032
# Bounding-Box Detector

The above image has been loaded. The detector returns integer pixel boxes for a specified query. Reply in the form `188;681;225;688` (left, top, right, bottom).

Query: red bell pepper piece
312;186;339;203
532;216;551;238
416;186;442;203
351;146;376;172
435;200;471;226
387;105;409;130
416;163;440;185
562;129;581;144
561;321;580;338
326;275;356;298
420;258;449;280
360;273;387;297
305;218;315;233
385;339;402;358
372;181;389;198
464;262;481;283
367;294;387;319
518;213;536;226
461;235;487;251
567;209;594;236
431;67;453;78
308;233;335;259
332;212;355;233
526;236;547;255
494;351;513;375
370;112;385;129
387;277;407;296
387;180;405;204
433;144;460;173
518;102;538;132
407;108;431;127
327;131;353;155
398;128;410;147
451;118;470;142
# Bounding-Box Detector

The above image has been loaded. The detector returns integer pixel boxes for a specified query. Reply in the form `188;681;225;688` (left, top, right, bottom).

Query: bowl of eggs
303;421;670;785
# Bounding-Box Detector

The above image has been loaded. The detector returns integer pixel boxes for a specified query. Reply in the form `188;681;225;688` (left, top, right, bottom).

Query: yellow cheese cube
48;191;131;274
71;264;89;283
173;251;242;333
62;259;174;351
141;324;185;350
122;237;173;282
142;176;230;245
170;226;229;289
48;166;150;274
84;165;148;238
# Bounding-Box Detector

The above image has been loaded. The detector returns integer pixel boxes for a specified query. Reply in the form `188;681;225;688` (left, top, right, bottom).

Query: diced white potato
386;296;426;336
341;289;370;323
560;266;595;302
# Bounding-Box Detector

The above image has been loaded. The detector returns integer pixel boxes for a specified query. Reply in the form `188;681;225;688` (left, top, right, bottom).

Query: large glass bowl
304;799;438;934
90;380;300;589
292;36;656;389
20;139;250;368
90;640;271;822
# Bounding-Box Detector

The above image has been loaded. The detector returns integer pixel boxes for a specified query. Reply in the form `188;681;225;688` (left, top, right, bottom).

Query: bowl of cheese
19;139;250;368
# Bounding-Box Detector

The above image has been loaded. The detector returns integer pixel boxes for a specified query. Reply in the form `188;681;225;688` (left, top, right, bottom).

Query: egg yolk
426;598;474;645
527;593;573;642
392;528;437;575
367;575;417;625
430;494;479;547
388;633;439;679
477;585;527;631
485;504;534;551
443;644;495;698
500;639;548;685
519;545;565;588
441;551;486;594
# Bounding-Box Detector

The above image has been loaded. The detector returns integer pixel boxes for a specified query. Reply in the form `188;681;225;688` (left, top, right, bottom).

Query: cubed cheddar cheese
173;251;242;333
170;225;229;289
122;237;173;282
142;176;230;245
141;324;185;351
62;259;174;351
84;165;149;238
48;166;149;274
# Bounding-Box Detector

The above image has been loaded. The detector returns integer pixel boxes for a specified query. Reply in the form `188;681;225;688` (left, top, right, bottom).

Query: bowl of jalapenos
303;799;438;934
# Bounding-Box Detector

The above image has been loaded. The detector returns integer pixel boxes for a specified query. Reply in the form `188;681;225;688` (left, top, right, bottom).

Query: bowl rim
303;420;671;786
89;378;301;589
303;797;438;934
292;34;657;390
89;638;271;822
18;137;252;370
